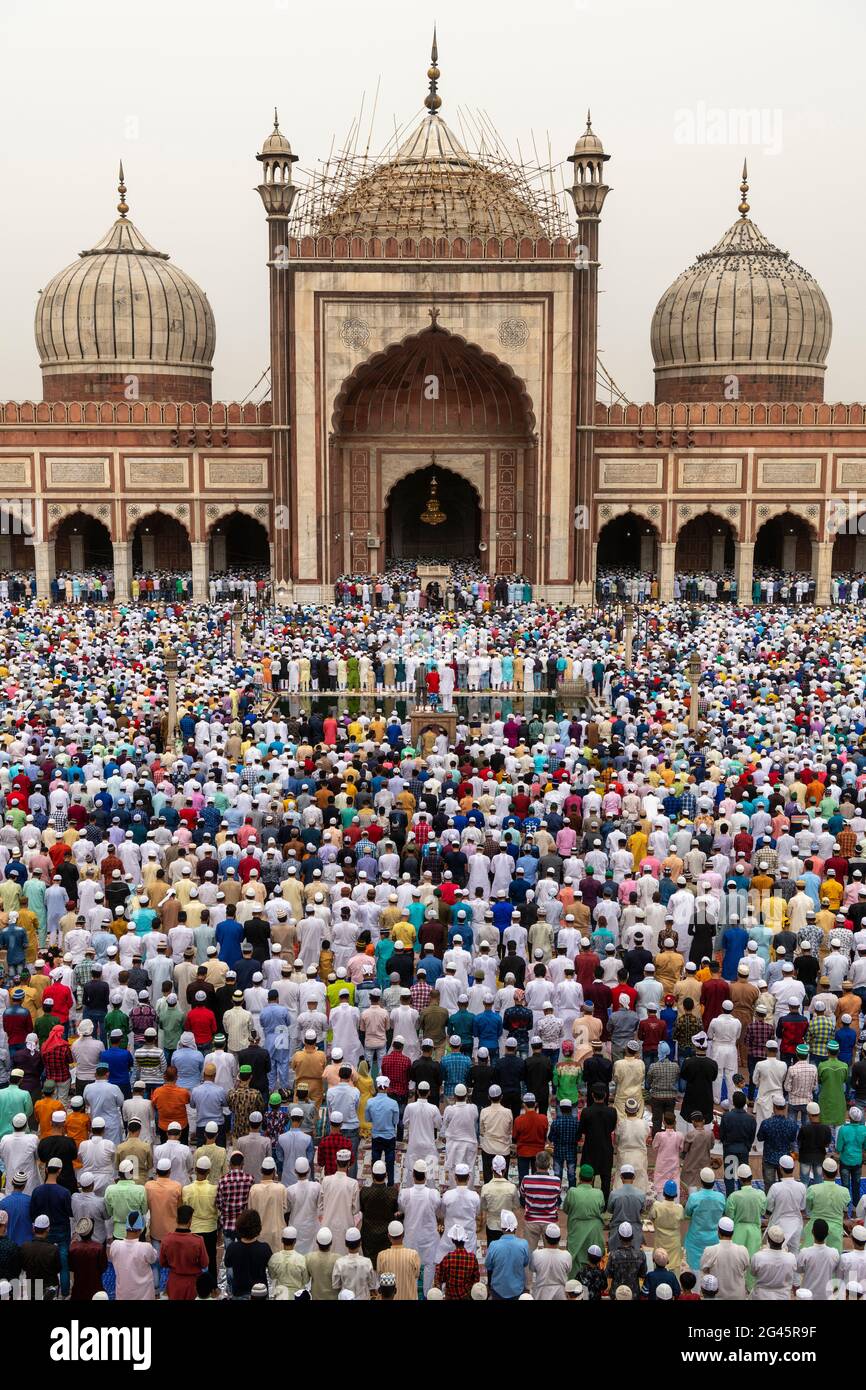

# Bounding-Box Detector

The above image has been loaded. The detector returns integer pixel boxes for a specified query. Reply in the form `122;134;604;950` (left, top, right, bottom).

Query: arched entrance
54;512;113;574
209;512;270;573
329;326;536;579
832;511;866;574
596;514;658;576
0;502;36;580
131;513;191;574
385;466;480;561
755;513;814;572
676;513;735;574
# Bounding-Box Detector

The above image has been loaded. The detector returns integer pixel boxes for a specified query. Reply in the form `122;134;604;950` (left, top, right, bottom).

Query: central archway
386;466;481;562
329;326;536;579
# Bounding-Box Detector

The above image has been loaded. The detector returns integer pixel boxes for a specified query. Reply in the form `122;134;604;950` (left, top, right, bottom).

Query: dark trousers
371;1136;396;1186
202;1228;218;1274
517;1155;537;1187
650;1099;677;1135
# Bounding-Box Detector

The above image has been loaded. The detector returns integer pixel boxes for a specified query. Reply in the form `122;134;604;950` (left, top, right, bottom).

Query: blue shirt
216;919;244;965
98;1046;134;1089
473;1011;504;1049
190;1081;228;1126
485;1233;530;1298
365;1093;400;1140
0;1191;31;1245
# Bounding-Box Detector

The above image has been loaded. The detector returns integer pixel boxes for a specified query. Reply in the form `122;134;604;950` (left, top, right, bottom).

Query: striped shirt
520;1173;562;1223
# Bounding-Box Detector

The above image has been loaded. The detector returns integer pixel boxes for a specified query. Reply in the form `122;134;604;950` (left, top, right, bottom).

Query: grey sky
1;0;861;404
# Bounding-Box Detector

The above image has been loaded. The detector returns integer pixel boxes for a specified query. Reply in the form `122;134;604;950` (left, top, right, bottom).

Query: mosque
0;35;862;605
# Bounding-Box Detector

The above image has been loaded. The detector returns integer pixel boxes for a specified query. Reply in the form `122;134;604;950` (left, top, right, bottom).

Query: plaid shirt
381;1049;412;1098
806;1015;833;1058
440;1051;472;1096
435;1248;480;1299
746;1018;773;1058
548;1113;579;1159
215;1170;254;1231
646;1059;680;1099
679;791;698;820
784;1059;818;1106
73;957;97;1003
410;981;432;1012
42;1040;73;1082
316;1131;347;1175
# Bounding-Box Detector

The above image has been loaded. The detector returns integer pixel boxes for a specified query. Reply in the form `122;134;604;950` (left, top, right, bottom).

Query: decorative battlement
0;400;273;427
275;234;579;263
595;401;866;428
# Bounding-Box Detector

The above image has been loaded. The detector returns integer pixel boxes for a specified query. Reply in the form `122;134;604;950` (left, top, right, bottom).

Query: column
211;533;227;573
191;541;209;603
0;536;11;570
710;533;725;572
781;533;797;572
640;533;655;573
813;539;833;605
658;542;675;601
141;533;156;571
735;541;754;603
112;540;133;600
34;540;56;600
70;534;85;572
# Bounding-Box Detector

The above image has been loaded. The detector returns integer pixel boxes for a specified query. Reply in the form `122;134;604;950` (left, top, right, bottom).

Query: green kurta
563;1182;606;1272
817;1058;849;1125
724;1186;766;1288
802;1180;850;1252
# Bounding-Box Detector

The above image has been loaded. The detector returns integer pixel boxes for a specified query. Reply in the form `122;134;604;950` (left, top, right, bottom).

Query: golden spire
738;159;750;218
420;459;447;526
425;26;442;114
117;160;129;218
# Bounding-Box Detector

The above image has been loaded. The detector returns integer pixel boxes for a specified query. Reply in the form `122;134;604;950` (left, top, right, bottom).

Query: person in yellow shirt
182;1156;219;1271
17;905;40;962
391;913;416;952
820;875;844;913
628;829;647;871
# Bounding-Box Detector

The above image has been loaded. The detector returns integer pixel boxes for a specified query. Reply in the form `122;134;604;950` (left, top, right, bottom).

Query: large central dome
317;112;545;241
314;36;547;242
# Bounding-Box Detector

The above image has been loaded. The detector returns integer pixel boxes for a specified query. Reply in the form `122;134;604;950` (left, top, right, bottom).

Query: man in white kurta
707;1003;741;1103
751;1228;798;1300
765;1161;808;1253
440;1087;479;1184
317;1156;361;1254
398;1163;443;1294
329;999;362;1068
436;1172;481;1259
401;1087;441;1185
752;1045;789;1128
388;1001;421;1061
283;1158;321;1253
699;1218;750;1298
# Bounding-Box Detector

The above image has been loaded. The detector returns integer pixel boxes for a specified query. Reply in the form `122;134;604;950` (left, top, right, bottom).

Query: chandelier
420;469;447;526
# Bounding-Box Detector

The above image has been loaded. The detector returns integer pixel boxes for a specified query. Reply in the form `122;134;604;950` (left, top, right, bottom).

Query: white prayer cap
500;1211;518;1233
387;1221;404;1238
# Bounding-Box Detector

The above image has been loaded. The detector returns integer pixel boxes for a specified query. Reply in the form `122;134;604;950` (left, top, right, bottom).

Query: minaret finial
117;161;129;218
273;106;279;129
425;25;442;114
738;158;750;218
586;109;592;130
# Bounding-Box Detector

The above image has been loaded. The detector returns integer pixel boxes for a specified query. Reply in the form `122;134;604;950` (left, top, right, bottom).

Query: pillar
781;532;797;573
640;533;655;573
710;533;725;572
141;533;156;572
70;534;85;572
165;651;178;749
112;540;133;600
854;535;866;571
191;541;209;603
211;532;227;573
34;540;56;599
0;536;11;570
813;539;833;605
735;541;754;603
623;603;634;667
658;542;675;601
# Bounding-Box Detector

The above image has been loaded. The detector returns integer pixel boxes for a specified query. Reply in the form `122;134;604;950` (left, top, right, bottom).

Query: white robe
398;1182;443;1293
440;1102;479;1184
764;1179;807;1254
284;1178;321;1253
329;1003;362;1067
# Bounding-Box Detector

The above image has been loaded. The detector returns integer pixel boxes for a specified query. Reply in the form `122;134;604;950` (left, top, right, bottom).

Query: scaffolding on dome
287;104;574;243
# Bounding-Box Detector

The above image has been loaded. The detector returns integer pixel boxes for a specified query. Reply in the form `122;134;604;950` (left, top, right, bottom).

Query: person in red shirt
44;974;74;1026
637;1004;667;1062
159;1204;209;1300
512;1093;548;1184
700;962;731;1029
186;995;217;1049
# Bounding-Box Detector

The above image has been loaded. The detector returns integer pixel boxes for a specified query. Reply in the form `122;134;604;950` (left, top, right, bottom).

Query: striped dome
35;212;215;394
651;214;831;400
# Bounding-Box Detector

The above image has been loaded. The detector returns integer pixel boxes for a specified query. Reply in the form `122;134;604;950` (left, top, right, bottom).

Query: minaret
256;112;299;603
567;113;610;602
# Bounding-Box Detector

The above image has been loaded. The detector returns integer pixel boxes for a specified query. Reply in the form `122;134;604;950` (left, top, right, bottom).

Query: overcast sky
1;0;861;404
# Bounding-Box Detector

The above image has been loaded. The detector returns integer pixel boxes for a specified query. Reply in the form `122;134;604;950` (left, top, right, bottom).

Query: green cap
579;1163;595;1181
239;1064;253;1075
796;1043;809;1056
828;1041;840;1052
269;1092;282;1105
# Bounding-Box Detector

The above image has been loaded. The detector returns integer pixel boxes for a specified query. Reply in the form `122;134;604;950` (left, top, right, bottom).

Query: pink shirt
109;1238;158;1300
